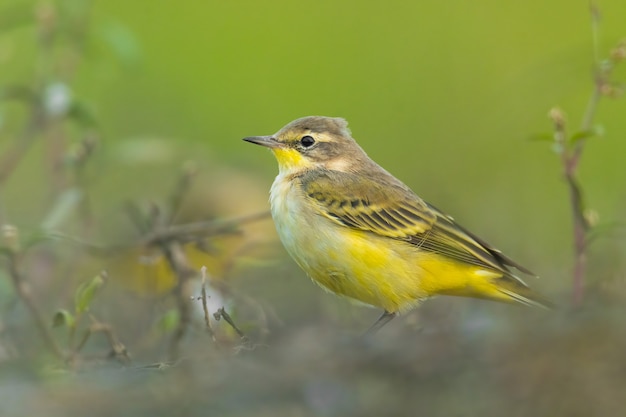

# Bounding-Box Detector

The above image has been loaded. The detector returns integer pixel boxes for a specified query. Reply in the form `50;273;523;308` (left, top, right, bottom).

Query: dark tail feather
496;276;553;309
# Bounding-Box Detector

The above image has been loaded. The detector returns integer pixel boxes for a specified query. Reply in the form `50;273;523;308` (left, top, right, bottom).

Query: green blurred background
1;0;626;416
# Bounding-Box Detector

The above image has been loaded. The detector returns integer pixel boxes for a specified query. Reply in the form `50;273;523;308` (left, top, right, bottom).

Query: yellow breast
270;173;434;312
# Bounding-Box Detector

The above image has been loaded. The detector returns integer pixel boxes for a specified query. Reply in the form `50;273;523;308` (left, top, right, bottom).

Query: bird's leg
364;310;397;335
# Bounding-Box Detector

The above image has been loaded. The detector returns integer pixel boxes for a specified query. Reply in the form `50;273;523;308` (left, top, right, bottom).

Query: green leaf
52;309;76;328
569;125;604;144
67;101;98;127
74;272;106;314
528;133;554;142
40;188;83;230
97;20;142;68
156;309;180;333
22;230;60;250
551;142;564;155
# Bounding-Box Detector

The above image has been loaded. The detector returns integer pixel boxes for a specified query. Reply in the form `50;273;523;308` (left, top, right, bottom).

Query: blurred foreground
3;293;626;417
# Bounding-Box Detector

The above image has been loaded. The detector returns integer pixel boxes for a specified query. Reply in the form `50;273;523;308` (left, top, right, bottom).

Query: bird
243;116;550;333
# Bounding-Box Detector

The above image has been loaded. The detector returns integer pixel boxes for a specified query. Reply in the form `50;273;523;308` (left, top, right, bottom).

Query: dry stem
5;251;65;360
200;266;216;341
214;307;247;342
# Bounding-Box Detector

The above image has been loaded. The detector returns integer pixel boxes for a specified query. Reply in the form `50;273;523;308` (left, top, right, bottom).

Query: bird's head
243;116;368;174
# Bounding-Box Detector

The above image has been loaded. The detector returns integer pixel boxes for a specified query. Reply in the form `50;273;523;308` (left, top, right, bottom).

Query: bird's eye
300;135;315;148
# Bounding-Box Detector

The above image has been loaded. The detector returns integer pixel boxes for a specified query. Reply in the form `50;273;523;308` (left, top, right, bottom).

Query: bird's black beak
242;135;281;148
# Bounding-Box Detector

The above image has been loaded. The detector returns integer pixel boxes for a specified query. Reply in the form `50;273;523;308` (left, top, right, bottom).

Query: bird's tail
493;275;553;309
437;272;553;309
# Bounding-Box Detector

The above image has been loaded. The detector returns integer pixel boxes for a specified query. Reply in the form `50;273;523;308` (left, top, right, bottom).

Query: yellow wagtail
244;116;550;332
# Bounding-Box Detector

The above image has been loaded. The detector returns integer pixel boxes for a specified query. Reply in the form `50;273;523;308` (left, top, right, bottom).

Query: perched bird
244;116;549;332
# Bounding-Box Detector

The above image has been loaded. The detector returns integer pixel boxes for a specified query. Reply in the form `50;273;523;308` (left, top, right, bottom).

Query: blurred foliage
0;0;625;416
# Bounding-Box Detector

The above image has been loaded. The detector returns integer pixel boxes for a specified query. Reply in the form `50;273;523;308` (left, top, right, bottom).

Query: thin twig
5;250;65;360
161;241;196;361
70;318;130;365
166;161;198;225
548;4;624;306
214;307;247;342
567;5;615;306
551;105;589;306
124;201;152;234
568;177;588;307
89;317;130;363
33;210;271;257
141;210;271;245
550;102;592;307
200;266;216;341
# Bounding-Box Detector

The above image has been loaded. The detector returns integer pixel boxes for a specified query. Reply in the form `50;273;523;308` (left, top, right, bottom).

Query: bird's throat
272;148;313;174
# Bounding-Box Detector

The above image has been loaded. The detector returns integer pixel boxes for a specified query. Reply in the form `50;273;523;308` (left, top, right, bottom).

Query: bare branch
3;238;65;360
214;307;247;342
141;210;271;246
200;266;216;341
161;241;196;361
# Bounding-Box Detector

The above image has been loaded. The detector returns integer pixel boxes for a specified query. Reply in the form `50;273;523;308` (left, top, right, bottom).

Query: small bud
610;39;626;62
600;83;624;98
584;209;599;228
43;82;72;117
548;107;566;131
65;134;99;165
35;2;56;34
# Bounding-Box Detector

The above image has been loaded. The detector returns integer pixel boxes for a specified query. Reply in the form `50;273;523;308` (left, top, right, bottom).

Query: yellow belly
296;227;430;312
270;174;506;313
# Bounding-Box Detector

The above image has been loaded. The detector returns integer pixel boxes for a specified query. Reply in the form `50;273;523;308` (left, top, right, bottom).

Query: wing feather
300;169;532;276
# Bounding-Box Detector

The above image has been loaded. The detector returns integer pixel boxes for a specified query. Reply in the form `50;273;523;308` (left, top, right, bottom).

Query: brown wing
300;169;533;277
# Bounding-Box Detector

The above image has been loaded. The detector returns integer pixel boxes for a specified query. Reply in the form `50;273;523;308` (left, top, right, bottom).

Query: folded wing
300;169;533;279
